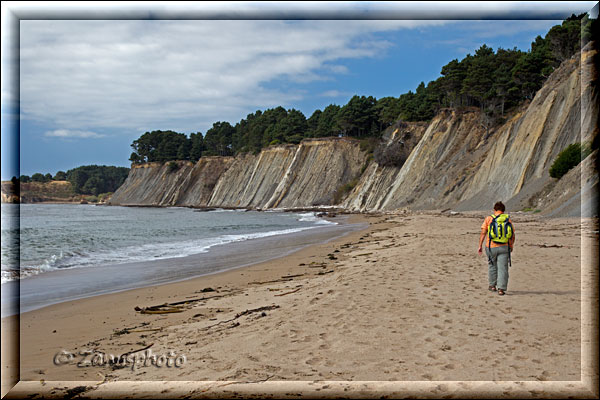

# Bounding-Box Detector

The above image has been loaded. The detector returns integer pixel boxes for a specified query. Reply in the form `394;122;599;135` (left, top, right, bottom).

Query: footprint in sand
305;357;323;365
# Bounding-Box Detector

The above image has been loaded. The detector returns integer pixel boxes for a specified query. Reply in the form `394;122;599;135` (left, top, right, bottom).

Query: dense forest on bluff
19;165;130;196
125;15;594;164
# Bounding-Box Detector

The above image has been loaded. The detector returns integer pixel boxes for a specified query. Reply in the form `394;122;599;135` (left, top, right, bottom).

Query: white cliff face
110;138;369;209
458;55;582;207
344;110;491;211
206;145;298;209
108;161;196;206
207;138;367;209
344;49;593;215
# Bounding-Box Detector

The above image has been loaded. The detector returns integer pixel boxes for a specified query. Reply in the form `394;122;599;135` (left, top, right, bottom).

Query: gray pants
486;245;510;291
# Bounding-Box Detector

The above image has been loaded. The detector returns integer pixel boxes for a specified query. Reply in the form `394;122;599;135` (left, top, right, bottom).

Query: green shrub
269;139;281;146
374;140;407;168
549;142;591;179
360;155;373;175
97;192;113;201
167;161;179;173
332;179;359;204
286;135;304;144
359;137;378;155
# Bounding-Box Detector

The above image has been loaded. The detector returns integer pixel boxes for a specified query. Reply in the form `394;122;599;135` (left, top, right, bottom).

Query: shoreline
1;213;366;317
2;211;593;397
2;213;377;387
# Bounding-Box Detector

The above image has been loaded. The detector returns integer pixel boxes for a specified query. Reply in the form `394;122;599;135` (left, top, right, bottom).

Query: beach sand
3;211;595;397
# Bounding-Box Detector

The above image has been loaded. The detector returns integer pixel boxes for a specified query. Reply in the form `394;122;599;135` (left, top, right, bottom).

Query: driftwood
274;287;301;297
134;305;184;314
112;323;151;336
199;375;276;393
248;274;305;285
166;293;231;306
523;243;565;248
202;305;280;330
120;343;154;358
134;292;236;314
317;270;334;275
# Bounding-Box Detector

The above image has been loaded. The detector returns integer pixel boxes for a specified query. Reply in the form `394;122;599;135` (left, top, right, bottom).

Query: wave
296;212;337;226
1;224;324;284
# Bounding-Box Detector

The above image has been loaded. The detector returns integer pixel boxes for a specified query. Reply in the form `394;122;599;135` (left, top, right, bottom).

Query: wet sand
3;211;597;398
2;217;365;316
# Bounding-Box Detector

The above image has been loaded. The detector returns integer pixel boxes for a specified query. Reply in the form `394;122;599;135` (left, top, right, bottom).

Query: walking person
478;201;515;295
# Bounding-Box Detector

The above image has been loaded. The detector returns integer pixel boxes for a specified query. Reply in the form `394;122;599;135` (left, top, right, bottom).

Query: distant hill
1;180;79;203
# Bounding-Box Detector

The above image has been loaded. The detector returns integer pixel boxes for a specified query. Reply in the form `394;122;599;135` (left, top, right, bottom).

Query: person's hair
494;201;505;212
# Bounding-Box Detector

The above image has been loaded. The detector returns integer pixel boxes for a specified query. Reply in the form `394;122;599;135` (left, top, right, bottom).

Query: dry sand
2;211;597;398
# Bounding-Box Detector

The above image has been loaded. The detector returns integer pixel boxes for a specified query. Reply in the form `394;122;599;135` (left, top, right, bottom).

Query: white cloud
429;20;563;53
44;129;105;139
320;90;349;98
18;19;447;135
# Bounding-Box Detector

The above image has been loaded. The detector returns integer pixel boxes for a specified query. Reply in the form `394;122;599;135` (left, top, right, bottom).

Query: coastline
2;212;364;317
3;211;593;397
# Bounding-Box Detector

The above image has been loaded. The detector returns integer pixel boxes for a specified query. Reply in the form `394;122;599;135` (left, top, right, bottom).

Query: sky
1;1;597;179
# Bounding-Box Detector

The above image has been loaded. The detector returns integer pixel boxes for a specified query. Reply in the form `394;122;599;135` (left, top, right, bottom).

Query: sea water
1;203;361;315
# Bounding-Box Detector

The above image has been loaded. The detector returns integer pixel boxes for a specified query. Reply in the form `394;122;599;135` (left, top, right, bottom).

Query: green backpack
488;213;513;245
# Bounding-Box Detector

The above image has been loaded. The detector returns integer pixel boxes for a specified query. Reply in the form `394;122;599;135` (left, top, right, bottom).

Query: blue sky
1;2;597;179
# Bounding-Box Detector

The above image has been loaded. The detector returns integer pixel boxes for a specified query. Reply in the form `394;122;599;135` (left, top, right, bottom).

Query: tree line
129;14;595;164
18;165;130;196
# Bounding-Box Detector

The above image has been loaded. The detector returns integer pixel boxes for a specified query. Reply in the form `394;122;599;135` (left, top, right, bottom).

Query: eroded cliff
110;138;368;209
111;46;597;216
344;46;596;216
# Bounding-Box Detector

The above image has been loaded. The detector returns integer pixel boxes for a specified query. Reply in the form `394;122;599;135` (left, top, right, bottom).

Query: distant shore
3;210;592;399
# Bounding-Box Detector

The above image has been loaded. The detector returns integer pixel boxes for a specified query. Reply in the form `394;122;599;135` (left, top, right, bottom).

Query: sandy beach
2;211;597;398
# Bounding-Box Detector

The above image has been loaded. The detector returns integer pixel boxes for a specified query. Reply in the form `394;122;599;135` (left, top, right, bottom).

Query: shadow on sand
506;290;580;296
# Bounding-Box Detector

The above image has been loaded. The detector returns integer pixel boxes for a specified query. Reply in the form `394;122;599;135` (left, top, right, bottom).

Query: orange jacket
480;212;515;249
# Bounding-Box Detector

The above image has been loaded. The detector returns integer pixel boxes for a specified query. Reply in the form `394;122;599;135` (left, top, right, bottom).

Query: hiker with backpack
477;201;515;296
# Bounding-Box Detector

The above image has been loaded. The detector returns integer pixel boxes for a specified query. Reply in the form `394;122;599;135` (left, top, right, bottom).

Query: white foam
1;251;70;283
296;212;337;226
2;225;325;284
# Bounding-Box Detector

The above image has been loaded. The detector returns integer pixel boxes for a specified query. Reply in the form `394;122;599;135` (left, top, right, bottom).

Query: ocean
1;204;362;316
